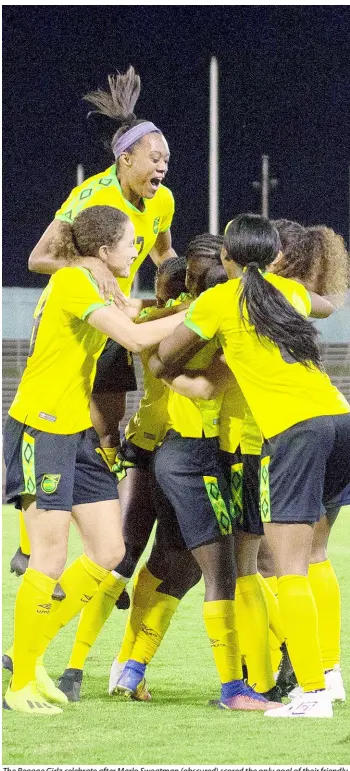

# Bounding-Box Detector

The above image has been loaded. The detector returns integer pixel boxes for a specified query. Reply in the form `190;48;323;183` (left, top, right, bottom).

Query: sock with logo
11;568;57;691
308;559;341;670
117;565;162;664
19;510;31;555
38;554;110;657
67;571;128;670
235;574;275;692
203;600;243;683
128;590;180;664
277;574;325;692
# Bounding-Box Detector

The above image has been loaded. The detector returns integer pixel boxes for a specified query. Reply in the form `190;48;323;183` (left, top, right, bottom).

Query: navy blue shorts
153;430;234;550
92;338;137;394
260;413;350;525
3;416;118;511
220;449;264;536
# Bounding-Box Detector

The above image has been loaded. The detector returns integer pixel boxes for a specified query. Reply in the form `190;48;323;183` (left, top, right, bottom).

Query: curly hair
272;219;350;295
51;206;129;261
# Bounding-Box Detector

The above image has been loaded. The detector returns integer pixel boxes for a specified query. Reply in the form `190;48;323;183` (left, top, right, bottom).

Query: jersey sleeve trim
81;301;110;321
184;318;212;340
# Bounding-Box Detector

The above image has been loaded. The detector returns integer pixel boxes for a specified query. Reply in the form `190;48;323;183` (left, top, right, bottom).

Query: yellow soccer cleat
35;658;68;706
3;681;63;715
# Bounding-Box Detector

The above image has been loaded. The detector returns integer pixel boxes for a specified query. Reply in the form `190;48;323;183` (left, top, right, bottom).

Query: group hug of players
3;66;350;718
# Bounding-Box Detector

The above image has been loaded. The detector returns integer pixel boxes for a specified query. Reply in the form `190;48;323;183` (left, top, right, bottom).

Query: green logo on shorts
41;474;61;494
153;216;160;234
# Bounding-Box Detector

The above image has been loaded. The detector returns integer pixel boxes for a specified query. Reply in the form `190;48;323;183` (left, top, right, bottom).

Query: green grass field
2;504;350;765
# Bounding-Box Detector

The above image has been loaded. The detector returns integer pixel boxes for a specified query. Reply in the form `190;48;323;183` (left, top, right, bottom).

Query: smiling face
119;132;170;202
99;219;138;278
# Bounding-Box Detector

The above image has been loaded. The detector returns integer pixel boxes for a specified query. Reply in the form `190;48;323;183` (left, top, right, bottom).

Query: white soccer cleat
108;659;125;695
325;665;346;702
265;689;333;718
288;665;346;704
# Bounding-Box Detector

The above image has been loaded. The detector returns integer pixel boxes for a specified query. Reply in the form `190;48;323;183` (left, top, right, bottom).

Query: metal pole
261;155;269;217
209;56;219;234
76;163;84;186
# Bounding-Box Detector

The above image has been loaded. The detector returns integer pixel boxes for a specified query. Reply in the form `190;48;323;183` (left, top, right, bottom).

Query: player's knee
93;541;126;572
114;544;140;578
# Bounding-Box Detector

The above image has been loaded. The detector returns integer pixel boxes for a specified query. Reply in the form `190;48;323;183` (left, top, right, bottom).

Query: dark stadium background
3;5;350;289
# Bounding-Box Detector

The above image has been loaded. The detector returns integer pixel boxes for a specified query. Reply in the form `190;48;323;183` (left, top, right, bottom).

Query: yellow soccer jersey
240;405;263;456
9;267;109;434
219;381;246;454
125;297;191;451
55;165;175;296
125;307;169;451
185;274;349;439
167;340;223;439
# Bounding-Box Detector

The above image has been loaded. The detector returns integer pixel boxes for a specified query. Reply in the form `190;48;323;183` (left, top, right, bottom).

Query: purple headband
112;121;161;159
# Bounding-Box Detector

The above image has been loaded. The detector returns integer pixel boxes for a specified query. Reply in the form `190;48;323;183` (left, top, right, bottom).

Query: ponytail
224;214;322;369
239;266;322;368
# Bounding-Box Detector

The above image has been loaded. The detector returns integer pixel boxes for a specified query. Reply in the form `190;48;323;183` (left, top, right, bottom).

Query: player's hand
78;256;129;308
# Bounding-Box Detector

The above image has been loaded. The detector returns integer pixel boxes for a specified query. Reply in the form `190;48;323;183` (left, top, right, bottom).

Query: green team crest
153;216;160;234
41;474;61;494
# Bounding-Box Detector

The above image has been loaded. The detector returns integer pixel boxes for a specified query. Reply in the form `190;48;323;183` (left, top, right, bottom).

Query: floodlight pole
76;163;84;186
209;56;219;234
252;155;278;217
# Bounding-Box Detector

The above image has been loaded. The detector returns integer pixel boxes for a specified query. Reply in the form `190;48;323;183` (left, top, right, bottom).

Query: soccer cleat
115;664;151;702
275;642;297;696
36;658;68;705
3;681;63;715
108;659;125;695
10;547;29;577
115;589;130;610
219;683;281;712
261;685;282;702
57;668;83;702
289;666;346;703
52;583;66;601
2;650;13;673
265;689;333;718
325;665;346;702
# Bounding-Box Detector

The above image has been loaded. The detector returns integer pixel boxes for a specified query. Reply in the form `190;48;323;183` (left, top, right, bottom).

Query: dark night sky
3;5;350;288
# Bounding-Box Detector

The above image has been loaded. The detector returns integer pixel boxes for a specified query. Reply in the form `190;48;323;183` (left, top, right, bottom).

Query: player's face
186;257;214;298
104;220;138;277
124;133;170;199
155;273;173;308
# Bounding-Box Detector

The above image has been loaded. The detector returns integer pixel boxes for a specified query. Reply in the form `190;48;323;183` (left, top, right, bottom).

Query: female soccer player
58;236;225;702
3;205;185;716
10;65;176;575
151;213;350;718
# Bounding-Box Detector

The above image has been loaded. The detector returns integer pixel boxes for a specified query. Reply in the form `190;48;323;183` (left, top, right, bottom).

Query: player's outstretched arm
88;304;186;354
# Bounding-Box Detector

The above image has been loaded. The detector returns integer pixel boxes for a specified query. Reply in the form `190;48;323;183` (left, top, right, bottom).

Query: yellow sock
258;573;284;643
235;575;275;692
117;565;162;664
277;574;325;692
67;572;128;670
11;568;57;691
203;599;242;683
129;591;179;664
19;510;31;555
308;559;341;670
96;447;117;471
257;573;284;673
39;554;110;656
